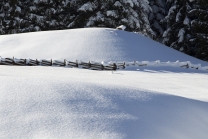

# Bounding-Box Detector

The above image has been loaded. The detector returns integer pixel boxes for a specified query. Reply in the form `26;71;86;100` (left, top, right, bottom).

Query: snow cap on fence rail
90;61;102;65
14;58;25;62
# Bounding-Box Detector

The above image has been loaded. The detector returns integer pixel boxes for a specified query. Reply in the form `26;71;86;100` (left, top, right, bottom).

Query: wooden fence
0;57;121;71
0;57;207;71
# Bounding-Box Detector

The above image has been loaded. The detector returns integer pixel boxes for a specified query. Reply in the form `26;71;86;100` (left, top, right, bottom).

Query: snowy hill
1;28;208;66
0;28;208;139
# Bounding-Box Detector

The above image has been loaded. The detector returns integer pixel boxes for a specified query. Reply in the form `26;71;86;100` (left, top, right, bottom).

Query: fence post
88;61;91;69
113;63;117;70
101;64;104;70
50;59;52;66
76;60;78;67
64;59;66;66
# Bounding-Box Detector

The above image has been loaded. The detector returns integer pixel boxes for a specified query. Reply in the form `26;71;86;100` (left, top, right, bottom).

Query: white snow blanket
0;28;208;139
0;28;207;66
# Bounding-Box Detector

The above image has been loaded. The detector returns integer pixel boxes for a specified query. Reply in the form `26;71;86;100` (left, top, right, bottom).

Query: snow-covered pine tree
27;0;58;31
188;0;208;60
0;0;156;38
149;0;167;40
0;0;77;34
161;0;193;54
68;0;155;38
0;0;15;34
0;0;28;34
162;0;208;61
0;1;5;34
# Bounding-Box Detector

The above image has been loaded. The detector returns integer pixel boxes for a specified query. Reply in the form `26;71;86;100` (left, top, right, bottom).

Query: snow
86;11;104;26
34;0;39;4
0;28;208;139
1;65;208;139
166;5;176;21
123;0;134;7
106;10;118;18
114;1;122;7
1;28;207;66
116;25;126;30
121;18;128;23
183;16;190;25
178;28;185;43
16;6;21;12
176;9;182;22
29;6;37;11
78;2;97;12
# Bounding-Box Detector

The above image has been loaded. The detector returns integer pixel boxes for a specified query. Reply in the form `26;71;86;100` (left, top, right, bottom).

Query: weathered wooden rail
0;57;121;71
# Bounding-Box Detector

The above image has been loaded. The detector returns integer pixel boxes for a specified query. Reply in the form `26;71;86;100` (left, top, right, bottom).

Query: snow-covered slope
1;66;208;139
0;28;207;66
0;28;208;139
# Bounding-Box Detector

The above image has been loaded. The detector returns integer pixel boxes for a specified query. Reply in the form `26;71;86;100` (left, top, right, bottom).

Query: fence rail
0;57;208;71
0;57;118;71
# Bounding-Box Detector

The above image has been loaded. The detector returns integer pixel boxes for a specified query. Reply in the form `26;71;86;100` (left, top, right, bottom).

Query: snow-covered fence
90;61;104;70
115;61;125;69
123;60;208;71
53;60;66;66
66;60;78;68
40;59;52;66
0;57;14;65
27;59;38;66
14;58;26;66
78;60;117;70
0;57;117;71
79;61;91;69
101;62;117;70
0;56;208;71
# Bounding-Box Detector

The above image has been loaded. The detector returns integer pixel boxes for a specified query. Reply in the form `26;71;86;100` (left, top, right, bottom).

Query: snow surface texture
0;66;208;139
0;28;208;139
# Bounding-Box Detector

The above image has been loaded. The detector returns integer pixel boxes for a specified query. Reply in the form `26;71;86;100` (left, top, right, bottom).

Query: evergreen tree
1;0;155;37
188;0;208;60
0;2;5;34
162;0;208;61
162;0;193;54
149;0;167;40
68;0;155;38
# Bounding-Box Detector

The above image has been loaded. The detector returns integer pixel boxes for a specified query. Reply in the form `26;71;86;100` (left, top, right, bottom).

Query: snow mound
0;28;207;66
116;25;126;30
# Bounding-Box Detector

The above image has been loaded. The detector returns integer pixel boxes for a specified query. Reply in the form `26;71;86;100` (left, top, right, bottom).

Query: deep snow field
0;28;208;139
